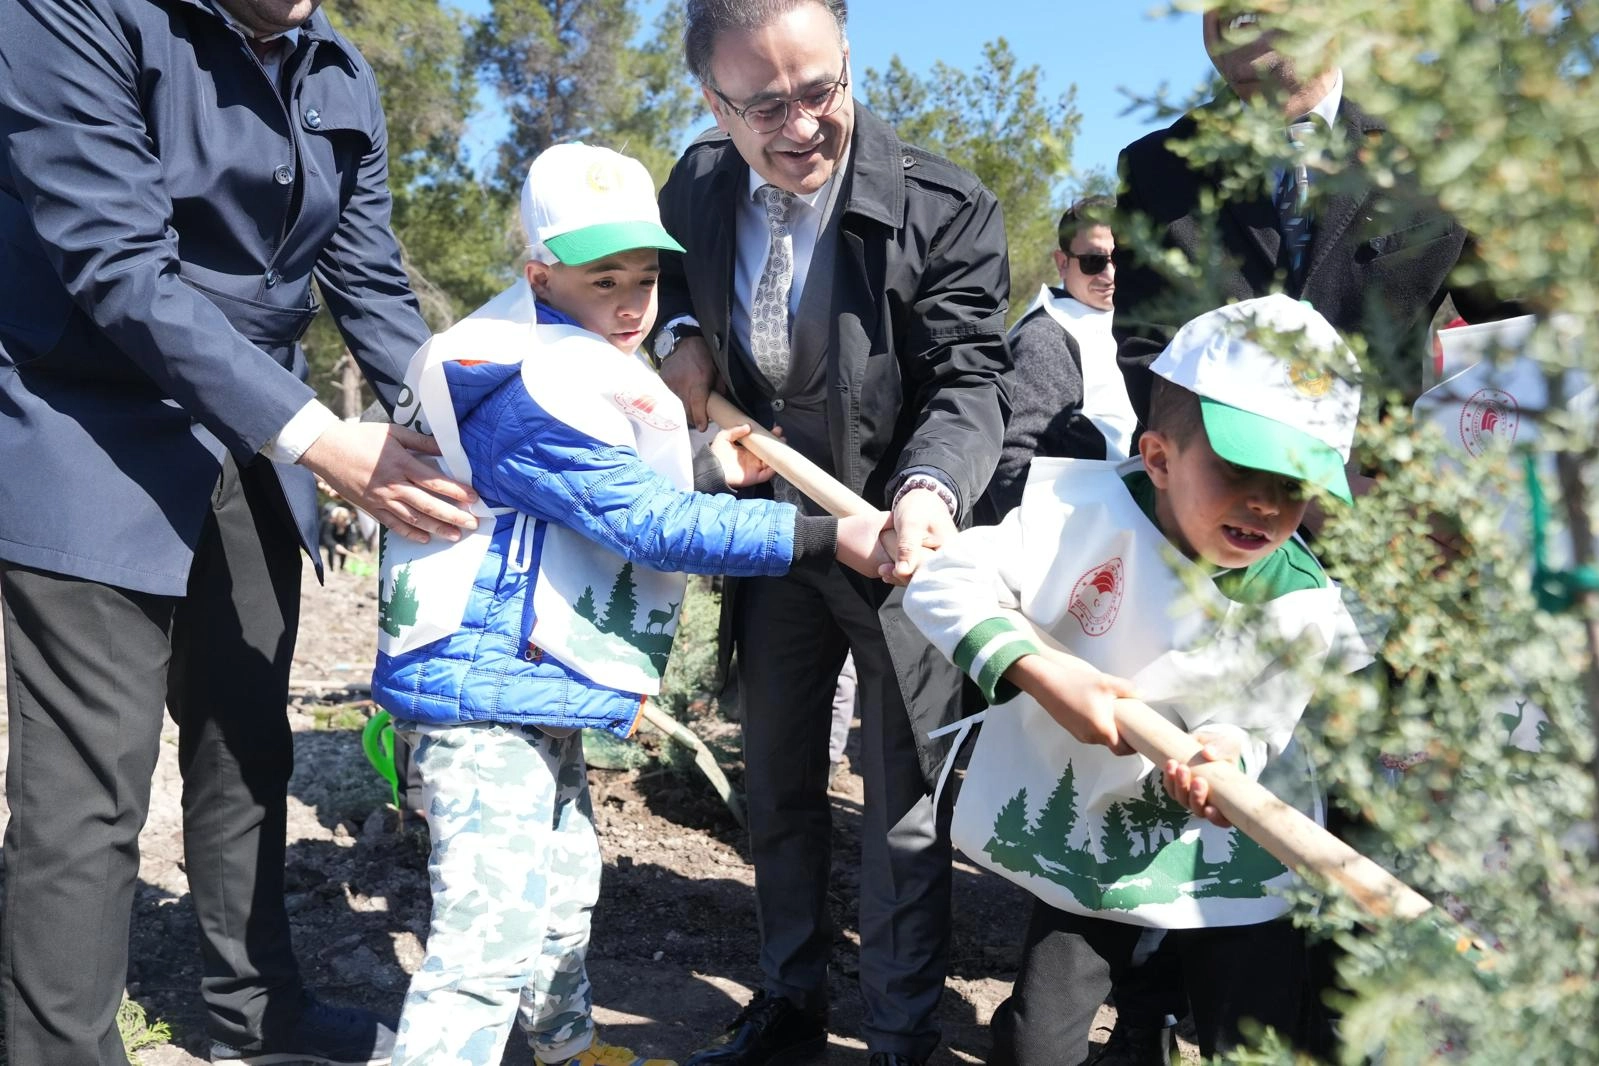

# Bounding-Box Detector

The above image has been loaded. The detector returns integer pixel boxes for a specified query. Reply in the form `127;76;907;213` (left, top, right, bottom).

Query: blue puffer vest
372;318;801;737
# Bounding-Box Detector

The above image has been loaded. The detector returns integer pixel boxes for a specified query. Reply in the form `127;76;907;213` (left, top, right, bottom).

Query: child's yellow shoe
549;1038;675;1066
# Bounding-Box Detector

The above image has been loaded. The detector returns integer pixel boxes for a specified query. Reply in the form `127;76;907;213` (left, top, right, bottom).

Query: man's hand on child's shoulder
1006;651;1137;756
1162;728;1242;829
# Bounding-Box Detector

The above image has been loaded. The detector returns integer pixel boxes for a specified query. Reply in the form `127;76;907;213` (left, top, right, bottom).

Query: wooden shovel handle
707;392;1433;921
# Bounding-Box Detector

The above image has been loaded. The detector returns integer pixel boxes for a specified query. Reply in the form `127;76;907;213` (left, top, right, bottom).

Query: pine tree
1123;775;1171;853
379;566;420;637
1030;763;1079;864
598;562;639;638
1110;6;1599;1059
1101;805;1135;868
992;788;1032;847
574;585;598;624
472;0;695;193
864;40;1080;323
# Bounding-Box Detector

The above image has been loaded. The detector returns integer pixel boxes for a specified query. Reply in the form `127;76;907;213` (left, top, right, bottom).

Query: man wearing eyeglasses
976;196;1138;525
653;2;1011;1064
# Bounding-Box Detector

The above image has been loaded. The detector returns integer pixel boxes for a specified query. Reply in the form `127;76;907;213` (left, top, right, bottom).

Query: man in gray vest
653;2;1011;1063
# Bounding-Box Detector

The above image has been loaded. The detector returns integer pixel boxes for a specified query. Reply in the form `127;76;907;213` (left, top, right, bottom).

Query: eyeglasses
1064;252;1113;276
711;71;850;135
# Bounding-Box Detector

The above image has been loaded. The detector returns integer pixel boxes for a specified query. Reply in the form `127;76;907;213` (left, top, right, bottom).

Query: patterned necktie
750;184;797;387
1276;118;1318;292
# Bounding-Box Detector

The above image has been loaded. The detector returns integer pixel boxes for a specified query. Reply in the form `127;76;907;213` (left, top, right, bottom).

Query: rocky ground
1;560;1143;1065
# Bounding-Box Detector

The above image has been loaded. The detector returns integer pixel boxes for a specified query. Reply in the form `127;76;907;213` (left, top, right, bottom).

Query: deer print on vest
568;562;684;678
646;600;680;635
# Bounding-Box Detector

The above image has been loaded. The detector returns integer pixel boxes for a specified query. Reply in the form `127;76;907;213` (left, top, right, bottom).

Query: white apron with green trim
937;458;1371;928
377;282;692;694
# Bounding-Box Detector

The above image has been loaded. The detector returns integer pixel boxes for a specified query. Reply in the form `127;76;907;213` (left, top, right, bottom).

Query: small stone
652;950;664;961
318;932;364;959
331;944;386;985
360;809;388;845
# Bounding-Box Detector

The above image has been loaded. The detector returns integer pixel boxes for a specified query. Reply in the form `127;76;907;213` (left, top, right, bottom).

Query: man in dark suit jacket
0;1;475;1062
653;3;1010;1063
1114;7;1510;426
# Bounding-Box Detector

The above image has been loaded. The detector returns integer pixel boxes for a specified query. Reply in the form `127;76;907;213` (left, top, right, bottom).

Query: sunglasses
1064;252;1113;276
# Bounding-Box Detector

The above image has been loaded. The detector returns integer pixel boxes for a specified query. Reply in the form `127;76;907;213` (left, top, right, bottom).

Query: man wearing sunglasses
977;197;1139;525
653;2;1012;1064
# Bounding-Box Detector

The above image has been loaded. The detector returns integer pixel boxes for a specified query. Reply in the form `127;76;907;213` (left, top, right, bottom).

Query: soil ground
0;561;1168;1065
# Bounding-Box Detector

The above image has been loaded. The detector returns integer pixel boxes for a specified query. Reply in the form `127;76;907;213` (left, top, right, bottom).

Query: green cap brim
1200;398;1353;504
543;221;685;265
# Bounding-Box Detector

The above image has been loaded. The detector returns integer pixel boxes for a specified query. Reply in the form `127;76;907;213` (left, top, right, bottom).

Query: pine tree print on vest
565;562;682;677
983;758;1288;911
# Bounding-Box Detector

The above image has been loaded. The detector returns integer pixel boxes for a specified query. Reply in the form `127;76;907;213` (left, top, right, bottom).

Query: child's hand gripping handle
705;394;876;519
705;393;1446;930
1114;698;1433;920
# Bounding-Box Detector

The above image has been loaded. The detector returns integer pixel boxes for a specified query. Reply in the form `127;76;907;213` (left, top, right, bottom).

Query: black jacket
1114;96;1514;424
657;104;1011;519
0;0;427;593
657;104;1012;783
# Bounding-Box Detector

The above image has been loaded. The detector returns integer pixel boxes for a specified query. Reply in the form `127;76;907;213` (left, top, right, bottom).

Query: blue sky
452;1;1219;180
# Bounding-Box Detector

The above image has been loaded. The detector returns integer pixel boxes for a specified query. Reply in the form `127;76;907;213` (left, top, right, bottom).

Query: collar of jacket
1198;89;1385;146
166;0;350;54
836;104;904;229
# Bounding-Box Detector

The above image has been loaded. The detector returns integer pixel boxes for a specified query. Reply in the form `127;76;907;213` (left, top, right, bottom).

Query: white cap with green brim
520;142;685;266
1150;294;1362;503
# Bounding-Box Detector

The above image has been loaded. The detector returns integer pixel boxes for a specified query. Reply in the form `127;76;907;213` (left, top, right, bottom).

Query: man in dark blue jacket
0;1;476;1062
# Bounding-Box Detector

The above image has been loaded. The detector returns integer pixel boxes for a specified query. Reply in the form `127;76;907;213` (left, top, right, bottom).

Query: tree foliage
299;0;695;411
1127;3;1599;1062
864;40;1081;319
305;0;515;411
473;0;696;193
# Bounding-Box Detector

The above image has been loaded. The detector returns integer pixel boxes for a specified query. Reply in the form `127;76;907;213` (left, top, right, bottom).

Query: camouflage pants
391;721;601;1066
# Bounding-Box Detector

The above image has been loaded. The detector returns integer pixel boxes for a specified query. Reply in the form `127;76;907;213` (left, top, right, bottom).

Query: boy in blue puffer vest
372;143;891;1066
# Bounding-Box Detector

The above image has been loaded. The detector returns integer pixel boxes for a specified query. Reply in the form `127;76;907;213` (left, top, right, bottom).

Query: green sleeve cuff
952;617;1040;704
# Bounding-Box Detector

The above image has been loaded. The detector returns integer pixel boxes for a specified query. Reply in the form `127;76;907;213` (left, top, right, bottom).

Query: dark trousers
989;904;1305;1065
1;457;304;1063
734;563;952;1060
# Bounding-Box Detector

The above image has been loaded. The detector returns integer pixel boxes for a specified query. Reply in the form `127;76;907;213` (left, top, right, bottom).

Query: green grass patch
308;702;370;732
118;996;172;1065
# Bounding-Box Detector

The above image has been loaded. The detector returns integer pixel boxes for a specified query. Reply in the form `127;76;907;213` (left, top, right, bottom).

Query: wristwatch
650;321;703;370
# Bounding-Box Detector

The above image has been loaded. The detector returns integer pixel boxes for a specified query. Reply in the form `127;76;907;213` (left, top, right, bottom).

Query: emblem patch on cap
1068;557;1124;637
585;160;623;192
1286;360;1334;399
1459;387;1519;458
613;390;681;432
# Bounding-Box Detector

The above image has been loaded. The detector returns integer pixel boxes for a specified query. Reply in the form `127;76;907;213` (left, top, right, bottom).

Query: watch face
653;330;674;360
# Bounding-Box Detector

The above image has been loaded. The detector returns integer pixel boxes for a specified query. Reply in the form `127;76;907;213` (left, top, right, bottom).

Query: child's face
1140;427;1310;569
525;248;660;355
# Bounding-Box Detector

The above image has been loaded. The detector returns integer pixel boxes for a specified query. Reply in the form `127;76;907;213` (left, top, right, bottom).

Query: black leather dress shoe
1082;1015;1178;1065
867;1054;926;1066
681;990;826;1065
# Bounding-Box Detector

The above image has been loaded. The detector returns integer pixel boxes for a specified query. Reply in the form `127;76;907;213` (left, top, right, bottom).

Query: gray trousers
1;456;303;1064
734;563;951;1061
